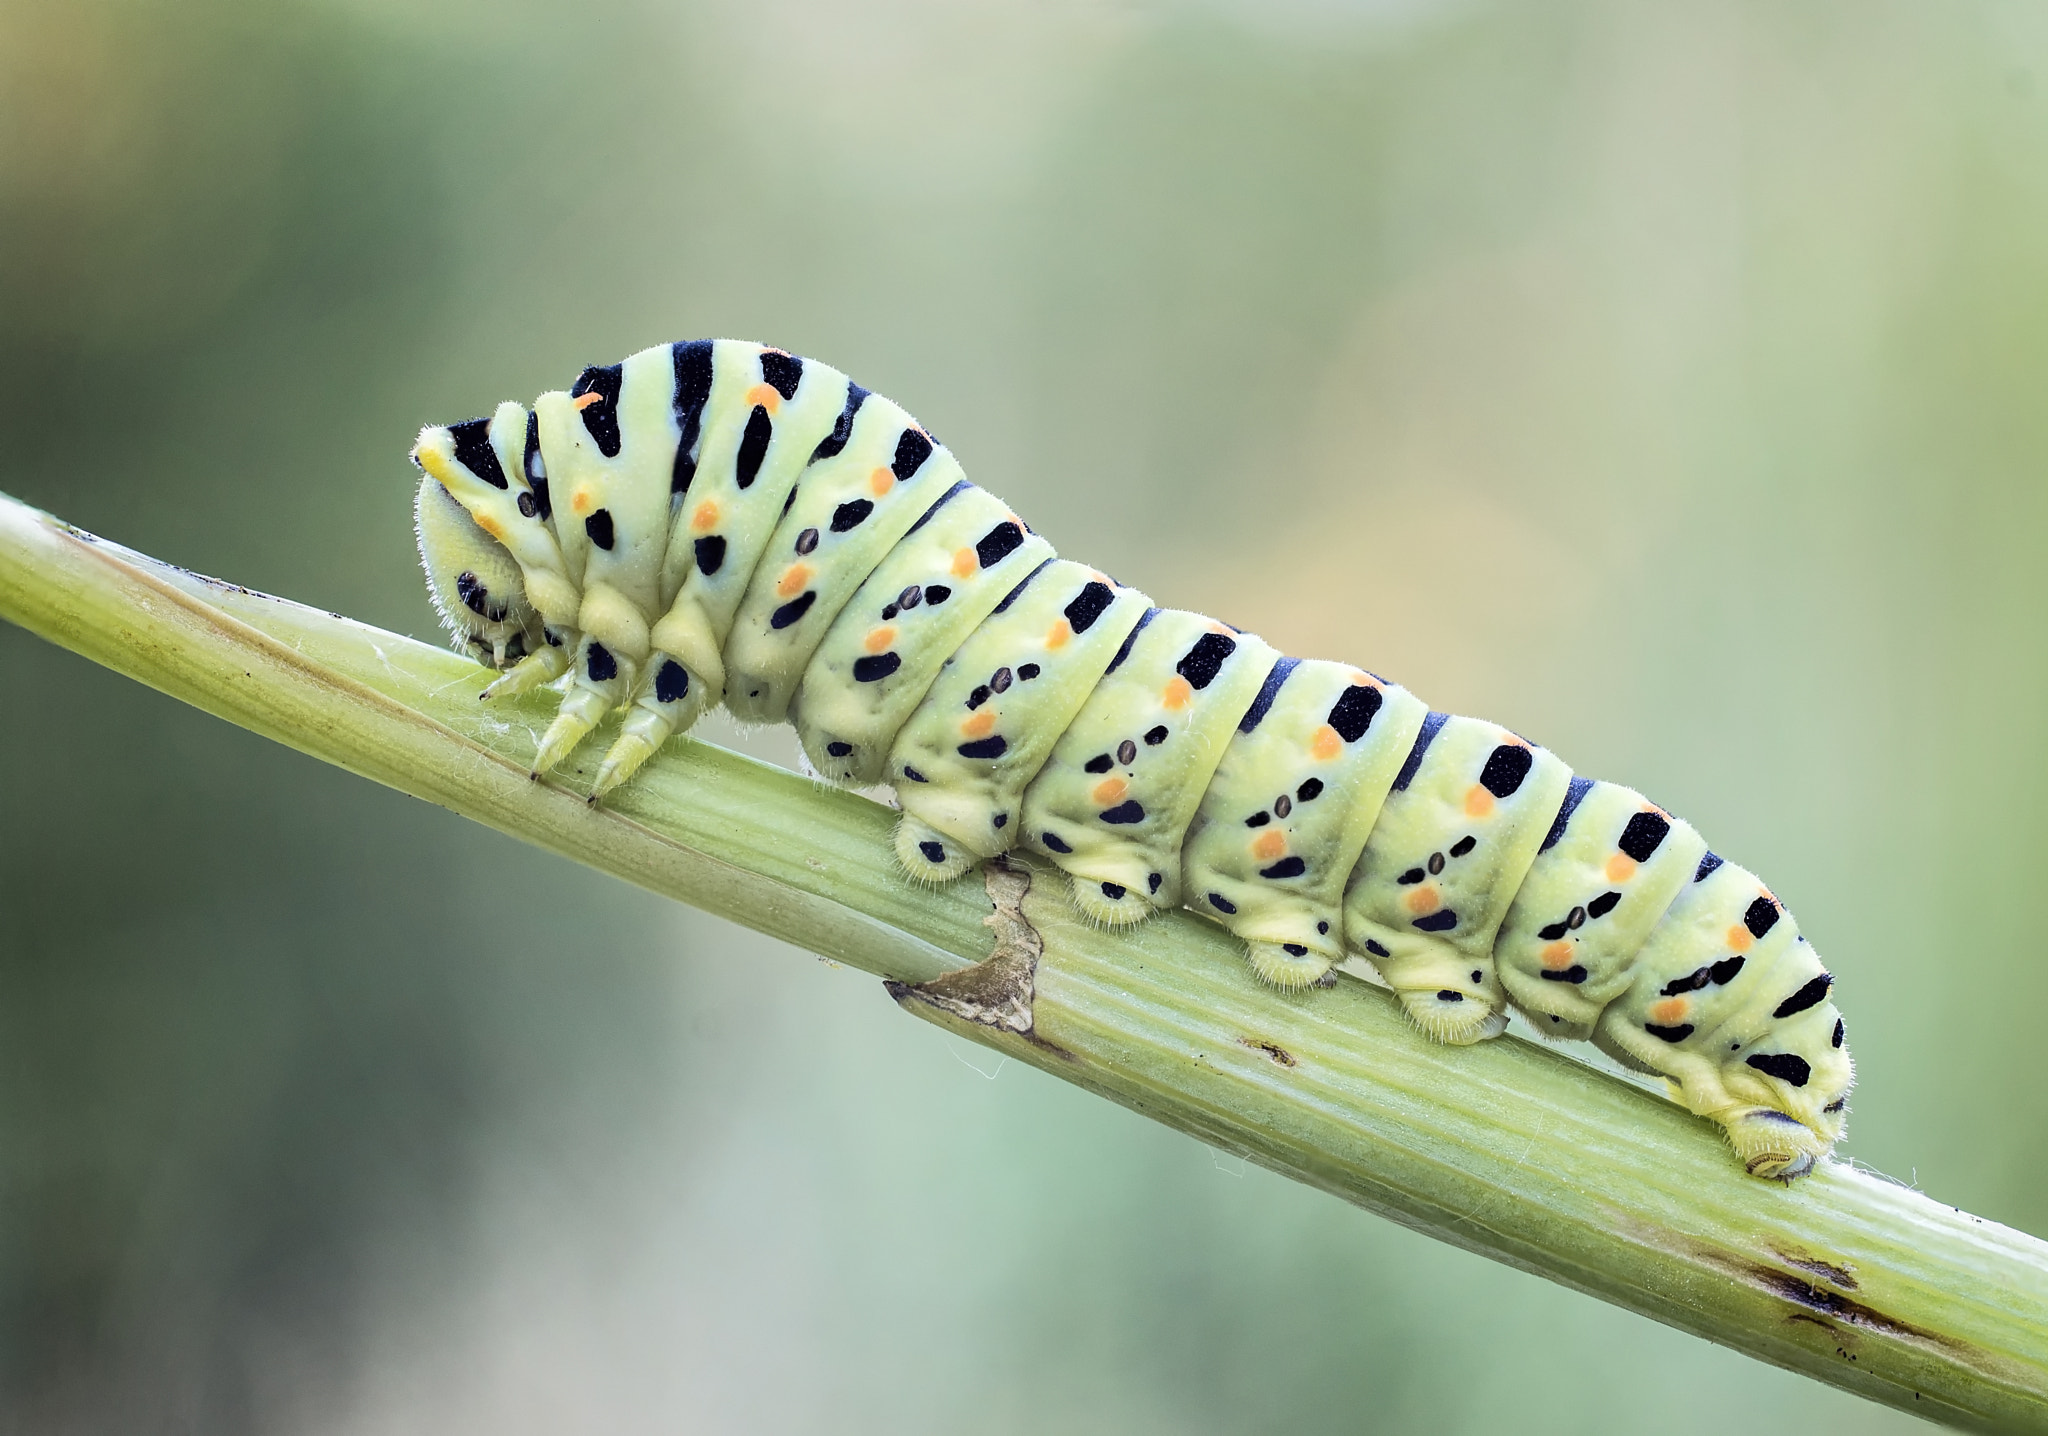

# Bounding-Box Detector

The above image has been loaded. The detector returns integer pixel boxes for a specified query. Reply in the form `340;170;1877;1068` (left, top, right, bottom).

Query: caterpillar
410;338;1853;1180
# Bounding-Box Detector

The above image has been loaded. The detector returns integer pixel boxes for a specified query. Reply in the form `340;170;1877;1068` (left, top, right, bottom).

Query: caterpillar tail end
482;643;572;702
894;817;977;885
1244;940;1336;991
1396;985;1510;1045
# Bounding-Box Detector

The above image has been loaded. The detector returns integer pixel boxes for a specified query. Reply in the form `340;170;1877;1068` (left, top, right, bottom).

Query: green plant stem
2;489;2043;1431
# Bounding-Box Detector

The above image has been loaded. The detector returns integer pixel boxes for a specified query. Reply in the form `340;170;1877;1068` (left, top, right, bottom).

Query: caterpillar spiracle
410;339;1853;1180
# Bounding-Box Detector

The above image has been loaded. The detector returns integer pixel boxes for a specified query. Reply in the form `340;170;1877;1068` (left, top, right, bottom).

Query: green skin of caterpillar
411;338;1852;1180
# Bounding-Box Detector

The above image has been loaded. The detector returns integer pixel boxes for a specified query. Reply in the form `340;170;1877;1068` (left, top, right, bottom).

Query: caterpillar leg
893;815;978;884
590;653;713;801
480;637;573;701
532;636;638;778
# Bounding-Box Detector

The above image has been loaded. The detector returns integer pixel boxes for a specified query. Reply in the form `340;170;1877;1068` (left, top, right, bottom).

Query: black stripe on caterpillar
409;338;1853;1180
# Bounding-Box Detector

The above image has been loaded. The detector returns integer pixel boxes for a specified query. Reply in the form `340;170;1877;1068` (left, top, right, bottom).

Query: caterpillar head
413;473;539;668
1716;1005;1854;1180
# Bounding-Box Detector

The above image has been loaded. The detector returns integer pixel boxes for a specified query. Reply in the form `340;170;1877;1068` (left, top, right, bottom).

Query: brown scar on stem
886;856;1066;1053
1693;1246;1958;1352
1774;1248;1859;1291
1239;1037;1298;1068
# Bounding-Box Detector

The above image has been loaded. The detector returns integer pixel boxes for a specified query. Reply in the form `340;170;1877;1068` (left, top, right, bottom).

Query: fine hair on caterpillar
410;338;1854;1181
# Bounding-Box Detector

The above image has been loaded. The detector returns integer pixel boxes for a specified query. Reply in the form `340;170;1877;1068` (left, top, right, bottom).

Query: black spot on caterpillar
450;419;507;490
410;338;1854;1182
670;341;714;495
760;350;802;401
1326;682;1380;742
1064;581;1116;634
1175;631;1236;690
655;660;691;705
571;364;623;457
735;407;772;489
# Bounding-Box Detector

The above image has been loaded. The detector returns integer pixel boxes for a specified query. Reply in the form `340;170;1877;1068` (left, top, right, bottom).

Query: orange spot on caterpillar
1726;925;1755;953
1161;676;1193;710
571;487;594;515
1651;997;1690;1026
572;391;603;411
691;501;720;532
1252;830;1287;861
869;467;894;497
864;626;897;654
1404;886;1440;916
951;547;977;578
742;382;782;415
777;564;812;598
1464;785;1495;818
1606;854;1639;883
1310;725;1342;761
1541;941;1576;970
961;710;997;738
1091;776;1128;806
1045;619;1072;650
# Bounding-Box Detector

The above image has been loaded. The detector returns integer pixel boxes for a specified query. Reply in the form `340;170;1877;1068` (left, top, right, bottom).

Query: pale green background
4;2;2045;1431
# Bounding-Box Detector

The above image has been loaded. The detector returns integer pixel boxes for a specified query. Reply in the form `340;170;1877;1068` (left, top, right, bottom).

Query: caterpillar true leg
479;636;573;701
589;651;714;800
407;337;1855;1178
531;634;637;777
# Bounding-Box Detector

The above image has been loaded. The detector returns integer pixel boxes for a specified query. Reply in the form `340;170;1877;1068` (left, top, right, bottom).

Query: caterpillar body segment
410;337;1853;1178
1183;662;1429;990
645;341;850;718
794;484;1055;788
1595;856;1849;1179
1343;716;1575;1044
723;390;962;726
1019;611;1280;926
1495;780;1710;1041
889;561;1152;884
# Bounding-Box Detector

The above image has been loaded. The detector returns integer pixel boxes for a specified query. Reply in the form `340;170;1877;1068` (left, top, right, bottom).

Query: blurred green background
4;0;2046;1430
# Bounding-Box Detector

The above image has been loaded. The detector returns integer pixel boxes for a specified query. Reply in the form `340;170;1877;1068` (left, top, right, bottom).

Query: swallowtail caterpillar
411;339;1853;1180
